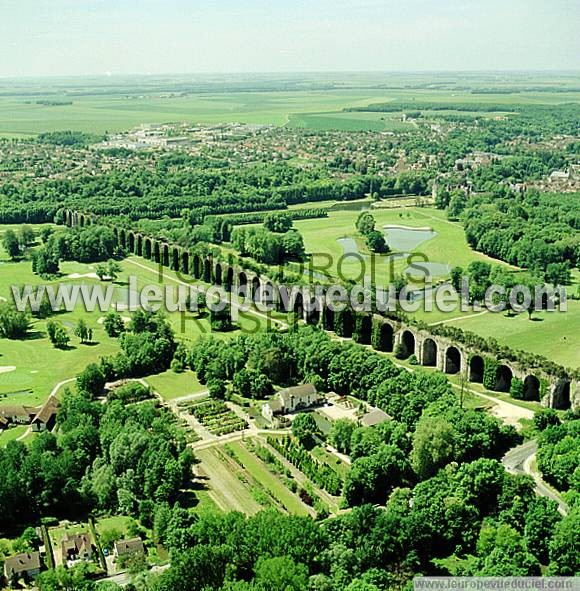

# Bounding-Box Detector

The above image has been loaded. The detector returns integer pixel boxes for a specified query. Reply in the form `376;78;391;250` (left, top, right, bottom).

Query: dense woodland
2;324;578;590
461;190;580;272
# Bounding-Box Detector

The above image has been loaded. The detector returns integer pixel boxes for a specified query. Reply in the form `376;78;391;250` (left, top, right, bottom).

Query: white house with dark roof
262;384;322;423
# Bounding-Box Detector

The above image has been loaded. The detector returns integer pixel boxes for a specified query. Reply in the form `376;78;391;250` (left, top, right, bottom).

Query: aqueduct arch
376;321;394;352
422;338;438;367
323;306;335;332
400;330;416;359
445;346;462;374
523;375;541;401
214;263;223;286
162;244;170;267
181;251;189;275
469;355;484;383
356;314;372;345
552;380;571;410
171;247;179;271
494;365;513;393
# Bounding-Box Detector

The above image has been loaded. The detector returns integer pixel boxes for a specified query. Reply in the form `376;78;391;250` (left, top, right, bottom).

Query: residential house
61;532;93;563
359;408;391;427
31;396;60;432
4;552;41;584
0;405;37;425
262;384;322;423
113;537;145;560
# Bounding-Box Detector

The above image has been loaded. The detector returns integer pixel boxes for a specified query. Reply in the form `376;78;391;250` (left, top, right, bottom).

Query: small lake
337;237;361;256
383;226;437;251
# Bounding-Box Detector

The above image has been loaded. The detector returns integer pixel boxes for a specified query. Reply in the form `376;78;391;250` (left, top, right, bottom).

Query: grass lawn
145;369;206;401
228;440;310;515
293;206;512;285
0;236;277;408
0;424;28;446
447;303;580;368
311;445;350;479
94;516;134;538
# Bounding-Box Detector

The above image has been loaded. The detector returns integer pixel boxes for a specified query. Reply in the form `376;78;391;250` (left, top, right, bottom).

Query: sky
1;0;578;77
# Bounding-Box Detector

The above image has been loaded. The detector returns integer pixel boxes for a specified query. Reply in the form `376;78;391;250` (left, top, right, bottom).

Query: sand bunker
67;272;99;280
97;315;130;325
0;366;16;374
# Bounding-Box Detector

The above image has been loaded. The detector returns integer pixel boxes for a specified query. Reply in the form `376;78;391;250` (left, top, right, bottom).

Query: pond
337;237;361;256
383;225;437;251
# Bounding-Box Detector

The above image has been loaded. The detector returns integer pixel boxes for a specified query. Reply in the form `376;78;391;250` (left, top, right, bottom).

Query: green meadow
1;73;579;137
293;205;511;284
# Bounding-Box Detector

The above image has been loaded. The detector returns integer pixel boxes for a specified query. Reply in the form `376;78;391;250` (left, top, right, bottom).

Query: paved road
502;439;569;515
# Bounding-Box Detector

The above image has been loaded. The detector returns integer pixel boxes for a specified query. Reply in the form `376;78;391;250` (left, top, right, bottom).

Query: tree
103;311;125;337
264;212;292;233
76;363;106;398
40;226;54;243
95;264;108;281
365;230;389;254
533;409;560;431
411;416;457;479
524;498;561;564
19;225;35;247
509;377;524;400
282;230;306;261
547;509;579;575
32;245;60;276
2;229;20;259
107;260;122;281
254;556;308;591
343;444;411;506
356;212;375;235
292;413;320;448
0;303;31;339
74;319;89;344
208;378;227;400
544;262;571;286
329;419;356;454
46;320;69;348
450;266;464;292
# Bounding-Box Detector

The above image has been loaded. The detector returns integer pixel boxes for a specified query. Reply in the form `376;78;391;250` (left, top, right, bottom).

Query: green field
0;233;274;408
1;72;579;137
293;205;511;284
288;110;416;132
227;440;311;515
447;304;580;369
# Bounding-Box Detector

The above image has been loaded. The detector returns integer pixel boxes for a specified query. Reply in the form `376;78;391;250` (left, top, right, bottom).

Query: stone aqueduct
64;210;578;411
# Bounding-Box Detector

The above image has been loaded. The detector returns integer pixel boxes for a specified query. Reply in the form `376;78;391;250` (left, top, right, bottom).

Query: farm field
226;439;313;516
195;446;262;515
287;110;416;132
1;72;579;137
